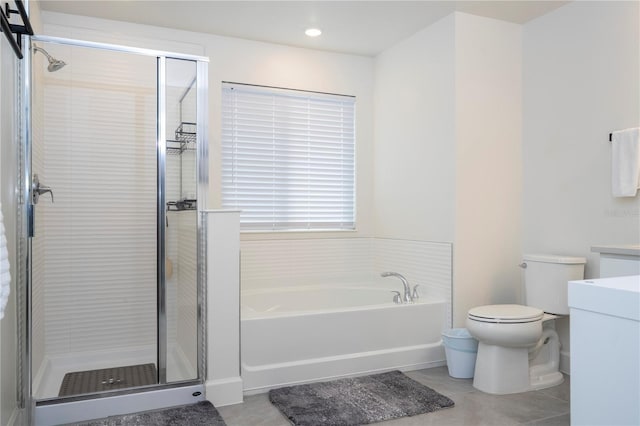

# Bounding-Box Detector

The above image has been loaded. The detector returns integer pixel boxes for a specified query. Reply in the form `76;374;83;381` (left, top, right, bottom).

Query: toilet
466;254;586;395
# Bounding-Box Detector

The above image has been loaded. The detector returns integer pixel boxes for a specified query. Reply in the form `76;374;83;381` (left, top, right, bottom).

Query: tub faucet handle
411;285;420;300
390;291;403;304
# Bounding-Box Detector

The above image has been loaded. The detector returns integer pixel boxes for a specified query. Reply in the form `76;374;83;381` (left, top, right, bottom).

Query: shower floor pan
33;345;195;399
59;363;157;396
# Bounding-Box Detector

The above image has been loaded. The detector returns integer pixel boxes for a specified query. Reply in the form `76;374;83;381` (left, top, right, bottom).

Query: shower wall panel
179;88;196;199
240;238;374;290
165;86;181;354
38;46;157;358
176;211;197;376
165;74;198;380
165;173;179;353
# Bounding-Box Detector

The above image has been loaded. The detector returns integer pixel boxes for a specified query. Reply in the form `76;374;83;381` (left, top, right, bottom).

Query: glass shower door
164;58;200;383
24;38;207;425
30;41;159;400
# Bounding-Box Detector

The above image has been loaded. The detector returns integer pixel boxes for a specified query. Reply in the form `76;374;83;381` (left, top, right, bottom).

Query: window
221;83;356;231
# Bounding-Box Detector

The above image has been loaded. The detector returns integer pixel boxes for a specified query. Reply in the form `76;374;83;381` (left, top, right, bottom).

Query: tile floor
217;367;570;426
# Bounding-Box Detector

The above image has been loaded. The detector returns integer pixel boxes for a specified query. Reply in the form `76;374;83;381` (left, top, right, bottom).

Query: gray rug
74;401;226;426
59;363;157;396
269;370;455;426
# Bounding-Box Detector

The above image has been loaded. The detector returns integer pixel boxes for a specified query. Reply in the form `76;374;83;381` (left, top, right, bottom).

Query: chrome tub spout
381;272;413;303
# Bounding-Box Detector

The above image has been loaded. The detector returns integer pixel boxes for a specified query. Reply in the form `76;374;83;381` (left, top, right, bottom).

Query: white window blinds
222;83;356;231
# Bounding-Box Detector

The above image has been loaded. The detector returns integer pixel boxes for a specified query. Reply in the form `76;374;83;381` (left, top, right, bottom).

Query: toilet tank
523;254;586;315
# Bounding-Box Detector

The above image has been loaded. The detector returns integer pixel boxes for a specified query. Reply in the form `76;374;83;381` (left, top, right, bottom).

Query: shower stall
19;36;209;424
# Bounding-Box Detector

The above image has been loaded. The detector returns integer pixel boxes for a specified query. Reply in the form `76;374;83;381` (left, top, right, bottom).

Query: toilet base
529;370;563;391
473;343;531;394
528;327;564;391
473;327;564;395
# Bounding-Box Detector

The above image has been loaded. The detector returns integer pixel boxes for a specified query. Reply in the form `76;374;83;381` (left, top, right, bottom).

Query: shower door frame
19;35;210;425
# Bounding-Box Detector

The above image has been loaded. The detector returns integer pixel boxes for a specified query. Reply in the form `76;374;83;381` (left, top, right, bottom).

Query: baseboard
205;376;243;407
560;350;570;375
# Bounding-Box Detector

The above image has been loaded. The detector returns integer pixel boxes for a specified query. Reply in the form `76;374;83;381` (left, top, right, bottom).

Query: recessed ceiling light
305;28;322;37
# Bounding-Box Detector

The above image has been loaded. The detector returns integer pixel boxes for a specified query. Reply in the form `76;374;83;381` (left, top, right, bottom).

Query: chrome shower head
47;58;66;72
33;45;67;72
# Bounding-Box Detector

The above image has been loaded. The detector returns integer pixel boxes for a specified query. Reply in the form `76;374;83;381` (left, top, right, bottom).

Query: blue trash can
442;328;478;379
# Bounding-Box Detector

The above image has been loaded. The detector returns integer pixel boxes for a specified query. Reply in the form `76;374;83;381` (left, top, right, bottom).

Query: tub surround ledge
205;211;242;407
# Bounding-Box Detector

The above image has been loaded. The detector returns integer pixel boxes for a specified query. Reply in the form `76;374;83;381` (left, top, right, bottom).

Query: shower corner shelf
167;121;196;155
167;199;197;211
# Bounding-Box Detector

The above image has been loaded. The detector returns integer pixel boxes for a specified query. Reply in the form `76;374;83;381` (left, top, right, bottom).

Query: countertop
568;275;640;321
590;245;640;257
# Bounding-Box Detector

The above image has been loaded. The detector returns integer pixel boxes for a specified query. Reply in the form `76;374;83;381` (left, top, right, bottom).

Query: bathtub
241;285;447;393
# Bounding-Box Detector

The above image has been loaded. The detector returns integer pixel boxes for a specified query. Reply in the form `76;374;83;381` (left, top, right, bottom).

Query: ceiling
38;1;570;56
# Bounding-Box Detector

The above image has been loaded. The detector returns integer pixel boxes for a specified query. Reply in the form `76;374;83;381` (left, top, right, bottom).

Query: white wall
523;1;640;277
374;13;522;326
523;0;640;370
453;13;523;326
373;15;456;243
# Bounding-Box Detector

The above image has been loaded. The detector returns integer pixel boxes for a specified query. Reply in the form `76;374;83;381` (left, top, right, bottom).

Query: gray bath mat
59;363;157;396
74;401;226;426
269;370;454;426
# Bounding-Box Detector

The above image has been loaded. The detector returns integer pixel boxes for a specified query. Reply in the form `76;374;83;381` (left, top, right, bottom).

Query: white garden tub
241;285;447;393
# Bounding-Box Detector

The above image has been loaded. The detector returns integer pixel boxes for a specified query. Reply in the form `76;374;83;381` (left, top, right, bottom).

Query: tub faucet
381;272;413;303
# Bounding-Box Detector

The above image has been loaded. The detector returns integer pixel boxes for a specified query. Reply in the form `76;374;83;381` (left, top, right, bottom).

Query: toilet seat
468;304;544;324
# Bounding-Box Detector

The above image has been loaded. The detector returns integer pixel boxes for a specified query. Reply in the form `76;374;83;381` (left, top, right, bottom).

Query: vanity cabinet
569;245;640;425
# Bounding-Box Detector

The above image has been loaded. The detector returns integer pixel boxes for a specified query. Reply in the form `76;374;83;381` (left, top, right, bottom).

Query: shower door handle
32;174;54;204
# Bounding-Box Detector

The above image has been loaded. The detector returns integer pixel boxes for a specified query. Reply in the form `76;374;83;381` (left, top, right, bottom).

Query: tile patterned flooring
217;367;570;426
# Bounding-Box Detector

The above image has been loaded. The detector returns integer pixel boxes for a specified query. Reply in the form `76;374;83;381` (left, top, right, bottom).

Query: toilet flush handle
518;262;527;269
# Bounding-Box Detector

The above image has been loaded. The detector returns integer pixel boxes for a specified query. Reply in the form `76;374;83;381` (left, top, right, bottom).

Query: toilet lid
468;304;544;323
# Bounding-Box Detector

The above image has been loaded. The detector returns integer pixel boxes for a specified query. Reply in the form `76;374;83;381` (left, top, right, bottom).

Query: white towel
0;204;10;320
612;127;640;197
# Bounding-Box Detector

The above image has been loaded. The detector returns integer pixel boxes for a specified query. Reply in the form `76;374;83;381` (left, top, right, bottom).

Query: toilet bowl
465;254;586;395
466;304;563;394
